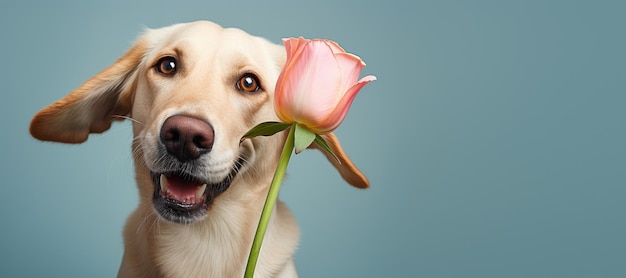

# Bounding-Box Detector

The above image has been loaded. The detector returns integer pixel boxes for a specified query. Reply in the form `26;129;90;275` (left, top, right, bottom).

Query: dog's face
30;21;368;225
131;22;287;223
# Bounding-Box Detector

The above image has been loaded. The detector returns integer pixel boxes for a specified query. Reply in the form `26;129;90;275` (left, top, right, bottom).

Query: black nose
160;115;214;161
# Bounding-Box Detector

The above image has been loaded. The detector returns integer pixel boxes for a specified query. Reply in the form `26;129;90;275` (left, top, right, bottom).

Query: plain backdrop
1;1;624;277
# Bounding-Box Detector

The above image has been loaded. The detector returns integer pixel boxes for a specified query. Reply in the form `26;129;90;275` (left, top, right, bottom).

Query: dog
30;21;369;277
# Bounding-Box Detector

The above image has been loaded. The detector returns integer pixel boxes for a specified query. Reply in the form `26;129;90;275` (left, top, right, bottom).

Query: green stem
244;124;296;278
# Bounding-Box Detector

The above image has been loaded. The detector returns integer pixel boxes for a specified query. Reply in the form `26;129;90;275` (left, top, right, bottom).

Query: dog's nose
160;115;214;161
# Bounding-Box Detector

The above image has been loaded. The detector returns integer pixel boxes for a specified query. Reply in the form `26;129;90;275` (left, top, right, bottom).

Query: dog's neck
153;198;258;277
120;169;299;278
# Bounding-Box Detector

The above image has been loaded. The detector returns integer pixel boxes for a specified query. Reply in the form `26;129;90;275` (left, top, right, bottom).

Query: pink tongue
162;176;204;203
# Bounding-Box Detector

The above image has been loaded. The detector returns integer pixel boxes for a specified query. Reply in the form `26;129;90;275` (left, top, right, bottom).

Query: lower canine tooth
196;184;207;200
160;174;169;192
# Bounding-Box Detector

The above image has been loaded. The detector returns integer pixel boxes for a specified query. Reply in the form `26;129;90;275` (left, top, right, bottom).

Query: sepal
314;134;339;163
294;124;316;154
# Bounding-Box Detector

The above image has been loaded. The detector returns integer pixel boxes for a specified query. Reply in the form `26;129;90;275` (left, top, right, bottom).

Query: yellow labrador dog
30;21;368;277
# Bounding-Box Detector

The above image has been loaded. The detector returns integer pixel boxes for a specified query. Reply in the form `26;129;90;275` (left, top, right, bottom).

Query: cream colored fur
30;21;368;278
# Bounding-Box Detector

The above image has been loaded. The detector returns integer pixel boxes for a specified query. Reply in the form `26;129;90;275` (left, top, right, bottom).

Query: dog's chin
150;158;244;225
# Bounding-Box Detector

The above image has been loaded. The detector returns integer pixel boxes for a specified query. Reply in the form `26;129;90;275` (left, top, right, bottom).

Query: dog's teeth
160;174;169;192
196;184;207;200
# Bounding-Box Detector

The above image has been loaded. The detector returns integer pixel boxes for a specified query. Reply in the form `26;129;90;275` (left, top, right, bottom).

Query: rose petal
333;52;367;94
275;38;310;123
282;41;344;126
322;39;346;54
313;75;376;133
282;37;309;62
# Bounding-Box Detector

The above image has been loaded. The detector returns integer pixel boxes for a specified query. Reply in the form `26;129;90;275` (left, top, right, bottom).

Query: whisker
112;114;144;125
155;217;162;237
137;211;154;235
148;213;160;236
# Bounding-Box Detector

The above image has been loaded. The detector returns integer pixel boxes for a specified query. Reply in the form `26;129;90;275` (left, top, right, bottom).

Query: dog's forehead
142;21;281;75
147;21;264;55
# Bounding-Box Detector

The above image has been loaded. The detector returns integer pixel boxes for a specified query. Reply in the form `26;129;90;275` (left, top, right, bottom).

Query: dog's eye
237;74;261;93
155;57;177;75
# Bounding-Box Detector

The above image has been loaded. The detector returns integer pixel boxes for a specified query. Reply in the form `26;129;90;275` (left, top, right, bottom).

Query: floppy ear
30;38;148;143
312;133;370;189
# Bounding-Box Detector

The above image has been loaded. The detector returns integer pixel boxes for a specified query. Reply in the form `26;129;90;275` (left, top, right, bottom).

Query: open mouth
151;158;244;224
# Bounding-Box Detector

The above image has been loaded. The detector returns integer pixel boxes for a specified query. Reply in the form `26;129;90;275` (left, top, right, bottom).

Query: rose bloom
274;37;376;134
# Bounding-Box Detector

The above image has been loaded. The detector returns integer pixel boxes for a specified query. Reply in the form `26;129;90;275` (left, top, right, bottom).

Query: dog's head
30;21;368;224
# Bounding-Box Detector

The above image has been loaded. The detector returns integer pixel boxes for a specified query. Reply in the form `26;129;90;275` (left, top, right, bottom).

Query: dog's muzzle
150;115;243;224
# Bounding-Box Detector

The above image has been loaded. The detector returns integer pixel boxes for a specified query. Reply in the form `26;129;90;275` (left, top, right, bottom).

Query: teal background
1;1;624;277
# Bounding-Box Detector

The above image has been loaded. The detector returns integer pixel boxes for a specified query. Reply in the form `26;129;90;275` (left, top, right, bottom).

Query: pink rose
274;37;376;134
